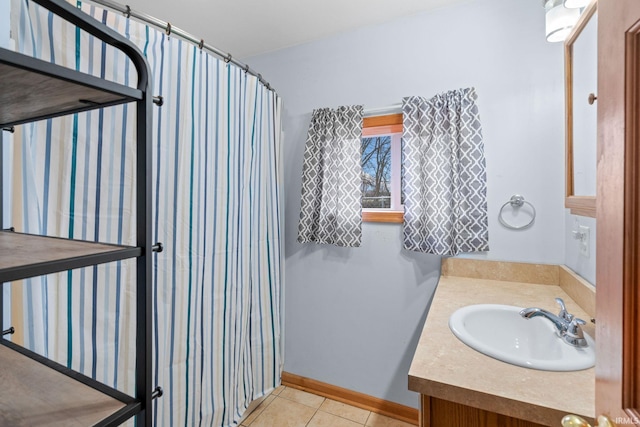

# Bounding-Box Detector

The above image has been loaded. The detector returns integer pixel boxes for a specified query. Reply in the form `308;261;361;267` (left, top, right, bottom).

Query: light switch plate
579;225;590;258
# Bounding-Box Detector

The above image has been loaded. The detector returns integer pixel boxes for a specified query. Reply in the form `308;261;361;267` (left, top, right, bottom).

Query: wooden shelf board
0;344;127;426
0;48;142;127
0;231;140;282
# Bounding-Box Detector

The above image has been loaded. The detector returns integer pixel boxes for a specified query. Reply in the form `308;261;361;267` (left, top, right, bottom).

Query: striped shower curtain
7;1;283;426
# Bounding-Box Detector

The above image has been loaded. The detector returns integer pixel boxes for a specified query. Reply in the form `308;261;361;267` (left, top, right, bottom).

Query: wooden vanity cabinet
420;395;549;427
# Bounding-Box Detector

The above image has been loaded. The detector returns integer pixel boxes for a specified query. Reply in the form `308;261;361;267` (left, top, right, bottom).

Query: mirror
565;1;597;217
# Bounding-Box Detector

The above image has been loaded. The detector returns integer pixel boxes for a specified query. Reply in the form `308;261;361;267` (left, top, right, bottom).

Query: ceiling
116;0;467;59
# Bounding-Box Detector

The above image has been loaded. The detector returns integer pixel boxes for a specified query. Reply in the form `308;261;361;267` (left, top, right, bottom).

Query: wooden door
597;0;640;424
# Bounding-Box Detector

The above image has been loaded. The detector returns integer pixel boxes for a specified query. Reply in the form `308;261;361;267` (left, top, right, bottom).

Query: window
362;136;392;208
361;114;403;223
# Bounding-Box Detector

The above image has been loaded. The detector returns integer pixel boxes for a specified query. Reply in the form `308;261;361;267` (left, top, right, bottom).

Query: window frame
361;113;404;224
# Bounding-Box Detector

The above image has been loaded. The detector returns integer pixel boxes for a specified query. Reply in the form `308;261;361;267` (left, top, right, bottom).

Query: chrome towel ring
498;195;536;230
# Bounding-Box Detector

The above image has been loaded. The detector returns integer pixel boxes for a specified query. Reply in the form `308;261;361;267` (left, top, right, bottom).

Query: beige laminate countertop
408;272;595;427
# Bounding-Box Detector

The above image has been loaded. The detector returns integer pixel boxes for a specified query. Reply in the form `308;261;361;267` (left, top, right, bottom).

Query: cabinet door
597;0;640;424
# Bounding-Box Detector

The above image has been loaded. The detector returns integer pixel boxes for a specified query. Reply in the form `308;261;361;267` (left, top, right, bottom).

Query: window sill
362;210;404;224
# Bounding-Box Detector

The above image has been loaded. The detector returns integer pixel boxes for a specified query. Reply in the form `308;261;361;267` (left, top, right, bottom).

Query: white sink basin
448;304;595;371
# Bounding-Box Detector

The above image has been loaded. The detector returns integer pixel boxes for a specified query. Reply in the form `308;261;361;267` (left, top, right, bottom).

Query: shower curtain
8;1;282;426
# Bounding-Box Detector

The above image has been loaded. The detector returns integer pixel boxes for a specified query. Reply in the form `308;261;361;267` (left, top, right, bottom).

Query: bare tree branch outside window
361;136;391;208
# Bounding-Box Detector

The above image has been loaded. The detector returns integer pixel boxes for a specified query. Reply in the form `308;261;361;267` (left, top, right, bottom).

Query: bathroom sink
448;304;595;371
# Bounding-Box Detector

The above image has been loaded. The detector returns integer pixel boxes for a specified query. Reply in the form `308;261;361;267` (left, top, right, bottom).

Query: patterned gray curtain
402;88;489;255
298;106;364;247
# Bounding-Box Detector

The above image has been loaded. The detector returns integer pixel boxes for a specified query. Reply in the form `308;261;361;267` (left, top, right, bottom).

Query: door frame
596;0;640;423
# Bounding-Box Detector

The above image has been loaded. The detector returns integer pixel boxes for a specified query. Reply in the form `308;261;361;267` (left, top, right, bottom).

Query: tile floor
240;386;415;427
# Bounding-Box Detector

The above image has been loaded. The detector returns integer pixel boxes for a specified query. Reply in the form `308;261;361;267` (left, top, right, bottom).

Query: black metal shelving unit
0;0;157;425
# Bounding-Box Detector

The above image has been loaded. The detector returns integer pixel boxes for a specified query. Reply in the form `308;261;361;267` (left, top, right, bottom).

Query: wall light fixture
544;0;581;42
563;0;590;9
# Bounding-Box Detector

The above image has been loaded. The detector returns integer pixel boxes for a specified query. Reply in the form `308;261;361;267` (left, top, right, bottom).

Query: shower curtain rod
84;0;275;92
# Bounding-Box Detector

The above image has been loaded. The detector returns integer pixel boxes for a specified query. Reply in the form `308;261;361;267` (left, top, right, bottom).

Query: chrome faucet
519;298;588;348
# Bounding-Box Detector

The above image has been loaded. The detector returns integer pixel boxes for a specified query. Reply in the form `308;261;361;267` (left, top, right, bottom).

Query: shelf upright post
0;128;3;229
0;129;3;333
134;38;153;427
26;1;155;425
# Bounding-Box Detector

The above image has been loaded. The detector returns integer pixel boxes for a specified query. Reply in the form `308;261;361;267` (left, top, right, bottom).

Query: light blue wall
0;1;9;49
247;0;564;407
247;0;566;408
0;0;11;49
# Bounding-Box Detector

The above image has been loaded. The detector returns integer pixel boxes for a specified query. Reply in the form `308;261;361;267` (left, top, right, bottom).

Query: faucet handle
570;317;587;328
564;317;588;347
555;297;573;322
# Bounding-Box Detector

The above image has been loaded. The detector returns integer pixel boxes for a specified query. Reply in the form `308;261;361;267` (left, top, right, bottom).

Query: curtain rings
124;5;131;18
199;39;204;50
243;64;250;74
224;54;232;64
165;22;172;36
498;195;536;230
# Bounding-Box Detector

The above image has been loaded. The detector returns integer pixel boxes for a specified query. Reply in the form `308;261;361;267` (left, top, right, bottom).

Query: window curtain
11;1;283;426
402;88;489;255
298;106;363;247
